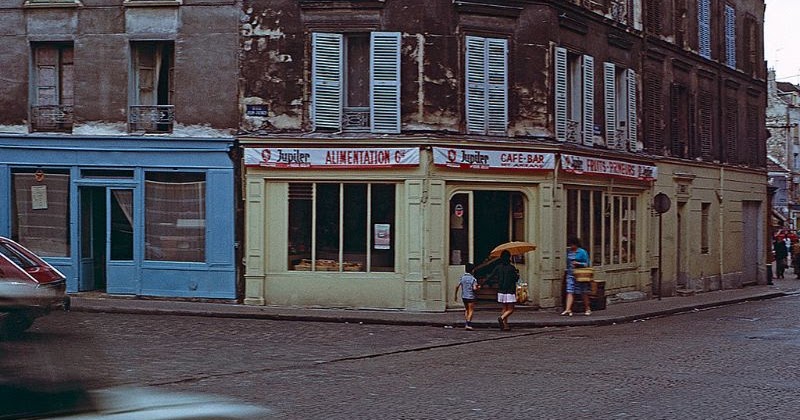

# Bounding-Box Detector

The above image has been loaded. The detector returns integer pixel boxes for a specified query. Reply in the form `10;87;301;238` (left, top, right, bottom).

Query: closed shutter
698;90;713;161
725;99;738;163
627;69;638;151
604;62;617;149
370;32;401;133
725;5;736;68
60;47;74;106
486;38;508;136
312;33;343;130
698;0;711;59
582;54;594;146
35;46;59;106
466;36;487;134
554;47;568;142
134;44;159;106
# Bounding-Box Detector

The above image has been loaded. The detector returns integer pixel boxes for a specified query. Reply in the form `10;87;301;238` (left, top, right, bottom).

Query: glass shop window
11;168;71;257
566;188;637;267
288;182;396;272
144;172;206;262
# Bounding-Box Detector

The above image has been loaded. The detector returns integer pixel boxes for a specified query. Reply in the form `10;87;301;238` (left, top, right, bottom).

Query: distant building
766;69;800;230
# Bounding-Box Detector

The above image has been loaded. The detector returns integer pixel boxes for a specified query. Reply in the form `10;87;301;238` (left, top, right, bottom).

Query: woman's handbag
573;267;594;282
516;282;528;303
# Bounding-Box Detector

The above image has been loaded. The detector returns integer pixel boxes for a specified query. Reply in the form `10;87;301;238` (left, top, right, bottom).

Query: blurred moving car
0;236;70;337
0;381;272;419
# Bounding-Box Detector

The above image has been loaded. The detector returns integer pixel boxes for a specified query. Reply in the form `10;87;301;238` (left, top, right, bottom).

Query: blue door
106;188;137;294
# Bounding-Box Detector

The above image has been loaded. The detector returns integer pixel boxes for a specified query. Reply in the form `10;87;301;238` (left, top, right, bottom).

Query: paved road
3;294;799;419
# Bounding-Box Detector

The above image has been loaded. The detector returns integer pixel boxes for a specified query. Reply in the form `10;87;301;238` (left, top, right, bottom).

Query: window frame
555;47;594;146
465;35;508;136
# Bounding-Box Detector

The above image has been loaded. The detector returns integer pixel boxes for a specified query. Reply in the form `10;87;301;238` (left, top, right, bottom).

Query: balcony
128;105;175;133
566;119;581;143
30;105;73;132
342;106;370;132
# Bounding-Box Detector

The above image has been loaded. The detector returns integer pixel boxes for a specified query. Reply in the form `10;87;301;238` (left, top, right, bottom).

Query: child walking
454;263;479;330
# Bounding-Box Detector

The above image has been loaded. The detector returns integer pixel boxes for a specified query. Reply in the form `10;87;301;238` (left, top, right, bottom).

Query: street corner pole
653;193;671;301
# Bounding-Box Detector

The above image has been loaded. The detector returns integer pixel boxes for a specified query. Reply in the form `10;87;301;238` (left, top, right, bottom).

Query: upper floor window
603;63;638;151
465;35;507;136
698;0;711;59
129;41;175;133
30;43;74;132
311;32;400;134
555;47;594;145
645;0;662;35
724;4;736;69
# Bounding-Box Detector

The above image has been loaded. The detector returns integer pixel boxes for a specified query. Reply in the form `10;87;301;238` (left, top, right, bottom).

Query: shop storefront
0;135;237;299
242;142;661;311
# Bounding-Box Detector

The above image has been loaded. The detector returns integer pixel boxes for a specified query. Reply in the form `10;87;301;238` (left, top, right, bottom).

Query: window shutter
370;32;401;133
466;36;487;134
627;69;638;151
35;46;58;106
554;47;568;142
60;47;74;106
698;0;711;59
604;62;617;149
725;5;736;68
486;38;508;136
135;44;158;106
582;54;595;146
698;89;713;161
312;33;343;130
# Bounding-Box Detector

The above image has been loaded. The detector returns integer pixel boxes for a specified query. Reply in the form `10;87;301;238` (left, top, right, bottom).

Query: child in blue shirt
455;263;479;330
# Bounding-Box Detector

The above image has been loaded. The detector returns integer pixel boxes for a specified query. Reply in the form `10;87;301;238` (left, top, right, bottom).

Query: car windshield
0;243;38;269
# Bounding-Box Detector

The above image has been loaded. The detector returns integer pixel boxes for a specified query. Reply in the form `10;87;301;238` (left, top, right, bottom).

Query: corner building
240;0;768;310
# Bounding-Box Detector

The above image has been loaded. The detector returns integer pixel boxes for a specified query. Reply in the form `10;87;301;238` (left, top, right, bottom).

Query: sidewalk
68;278;800;329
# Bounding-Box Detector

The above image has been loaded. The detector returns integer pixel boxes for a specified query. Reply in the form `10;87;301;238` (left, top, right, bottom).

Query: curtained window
145;172;206;262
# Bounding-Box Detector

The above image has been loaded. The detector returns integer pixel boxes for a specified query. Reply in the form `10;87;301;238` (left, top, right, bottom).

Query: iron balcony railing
128;105;175;133
342;106;370;132
30;105;73;132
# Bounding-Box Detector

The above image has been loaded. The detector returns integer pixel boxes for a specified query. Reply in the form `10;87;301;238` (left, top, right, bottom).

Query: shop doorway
448;190;526;301
78;187;135;292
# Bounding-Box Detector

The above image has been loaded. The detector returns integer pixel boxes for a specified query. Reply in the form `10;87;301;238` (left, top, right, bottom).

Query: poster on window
31;185;48;210
374;224;391;250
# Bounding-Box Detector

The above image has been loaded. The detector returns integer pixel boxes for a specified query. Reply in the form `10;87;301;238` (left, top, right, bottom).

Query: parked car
0;236;70;338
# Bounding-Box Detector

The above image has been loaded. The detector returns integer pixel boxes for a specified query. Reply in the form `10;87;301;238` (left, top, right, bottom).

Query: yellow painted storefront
241;141;766;311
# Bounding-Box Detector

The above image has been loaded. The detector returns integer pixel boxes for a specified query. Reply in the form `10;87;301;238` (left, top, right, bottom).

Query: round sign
653;192;671;214
454;203;464;218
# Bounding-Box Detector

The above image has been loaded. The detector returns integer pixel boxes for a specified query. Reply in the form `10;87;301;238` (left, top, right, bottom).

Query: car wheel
0;312;34;339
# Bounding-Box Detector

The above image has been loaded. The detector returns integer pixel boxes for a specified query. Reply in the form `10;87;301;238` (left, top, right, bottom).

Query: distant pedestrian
562;236;591;316
774;237;788;279
792;240;800;279
454;263;479;330
490;250;519;331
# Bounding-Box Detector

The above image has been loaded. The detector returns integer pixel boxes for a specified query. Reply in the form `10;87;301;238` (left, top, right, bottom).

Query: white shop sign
244;147;420;168
432;147;555;170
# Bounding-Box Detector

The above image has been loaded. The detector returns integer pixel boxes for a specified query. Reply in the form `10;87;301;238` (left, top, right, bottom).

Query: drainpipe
719;166;725;289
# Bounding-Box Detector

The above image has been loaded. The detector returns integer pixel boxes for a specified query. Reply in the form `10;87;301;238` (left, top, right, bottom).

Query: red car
0;236;70;337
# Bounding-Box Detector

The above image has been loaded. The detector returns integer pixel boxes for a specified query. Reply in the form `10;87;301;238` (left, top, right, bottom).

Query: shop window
30;43;74;132
311;32;400;133
555;47;594;145
288;183;395;272
144;172;206;262
130;41;175;133
567;188;636;267
465;35;507;136
448;191;525;266
11;169;71;257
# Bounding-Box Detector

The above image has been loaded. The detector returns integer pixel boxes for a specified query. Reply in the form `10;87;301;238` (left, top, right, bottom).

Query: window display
11;169;70;257
567;188;637;266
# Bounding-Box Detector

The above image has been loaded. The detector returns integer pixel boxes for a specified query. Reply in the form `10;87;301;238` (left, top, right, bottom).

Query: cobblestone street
3;294;799;419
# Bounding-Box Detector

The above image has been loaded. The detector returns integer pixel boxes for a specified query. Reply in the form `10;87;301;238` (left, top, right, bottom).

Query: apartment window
130;41;175;133
30;44;74;132
11;168;71;257
743;16;759;75
288;183;395;273
701;202;710;254
145;172;206;262
698;89;714;161
669;83;690;158
465;35;507;136
555;47;594;145
645;0;662;35
603;62;638;151
698;0;711;59
643;72;663;154
311;32;400;133
567;189;637;267
724;5;736;69
725;98;738;163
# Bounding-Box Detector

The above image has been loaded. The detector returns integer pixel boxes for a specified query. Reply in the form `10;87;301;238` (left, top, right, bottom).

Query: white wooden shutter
725;5;736;68
698;0;711;59
554;47;568;142
627;69;638;151
312;33;343;130
582;54;595;146
466;36;486;134
486;38;508;136
604;62;617;149
370;32;401;133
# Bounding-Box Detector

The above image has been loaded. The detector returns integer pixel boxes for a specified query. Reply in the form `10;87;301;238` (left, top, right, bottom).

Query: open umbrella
489;241;536;257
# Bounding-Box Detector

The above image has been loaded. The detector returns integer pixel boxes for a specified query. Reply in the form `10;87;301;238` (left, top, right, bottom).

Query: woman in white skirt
490;250;519;331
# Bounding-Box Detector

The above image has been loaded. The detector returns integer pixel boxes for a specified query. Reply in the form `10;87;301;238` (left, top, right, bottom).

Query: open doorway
79;186;106;291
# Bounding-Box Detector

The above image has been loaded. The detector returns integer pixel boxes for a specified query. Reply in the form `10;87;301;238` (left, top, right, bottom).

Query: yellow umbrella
489;241;537;257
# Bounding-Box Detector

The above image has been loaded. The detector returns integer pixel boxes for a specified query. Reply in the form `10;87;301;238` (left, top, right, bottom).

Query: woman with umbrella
489;249;519;331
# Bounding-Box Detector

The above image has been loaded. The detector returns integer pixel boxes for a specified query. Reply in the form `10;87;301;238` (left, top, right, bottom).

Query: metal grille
128;105;175;133
30;105;73;132
342;107;370;132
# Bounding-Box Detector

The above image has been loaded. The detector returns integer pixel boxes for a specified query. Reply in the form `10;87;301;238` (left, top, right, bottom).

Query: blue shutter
466;36;487;134
312;33;343;130
582;54;595;146
370;32;401;133
698;0;711;59
554;47;568;142
604;62;617;149
725;5;736;68
486;38;508;136
627;69;638;151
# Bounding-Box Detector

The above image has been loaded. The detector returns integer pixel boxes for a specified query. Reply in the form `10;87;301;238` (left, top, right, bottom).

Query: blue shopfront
0;135;237;299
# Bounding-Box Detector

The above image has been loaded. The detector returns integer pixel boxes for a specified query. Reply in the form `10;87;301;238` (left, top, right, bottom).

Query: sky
765;0;800;84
